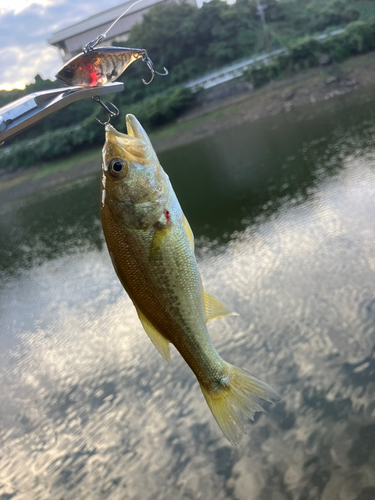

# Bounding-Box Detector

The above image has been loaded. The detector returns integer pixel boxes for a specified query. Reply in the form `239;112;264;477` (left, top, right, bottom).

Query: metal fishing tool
0;82;124;144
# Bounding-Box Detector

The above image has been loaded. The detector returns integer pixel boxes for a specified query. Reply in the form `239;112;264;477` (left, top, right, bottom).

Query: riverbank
2;50;375;203
151;50;375;151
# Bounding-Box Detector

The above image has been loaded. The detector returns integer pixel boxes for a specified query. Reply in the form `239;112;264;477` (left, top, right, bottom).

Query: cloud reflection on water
2;90;375;499
1;147;375;498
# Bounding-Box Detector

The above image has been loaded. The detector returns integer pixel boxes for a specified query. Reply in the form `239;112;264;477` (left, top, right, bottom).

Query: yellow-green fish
101;114;279;444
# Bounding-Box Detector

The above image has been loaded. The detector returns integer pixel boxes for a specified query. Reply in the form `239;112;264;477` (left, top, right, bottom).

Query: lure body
55;47;145;87
101;115;279;443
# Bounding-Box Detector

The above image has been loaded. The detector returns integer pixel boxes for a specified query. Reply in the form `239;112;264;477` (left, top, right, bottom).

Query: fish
100;114;279;444
55;47;146;87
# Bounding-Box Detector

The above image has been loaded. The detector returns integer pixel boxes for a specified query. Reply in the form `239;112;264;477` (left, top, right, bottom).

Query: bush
321;20;375;61
342;21;375;54
307;0;360;33
246;61;279;89
245;18;375;89
0;125;96;173
121;87;194;130
288;37;321;68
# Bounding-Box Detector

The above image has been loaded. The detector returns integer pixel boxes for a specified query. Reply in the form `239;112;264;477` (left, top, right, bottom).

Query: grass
31;147;100;180
149;105;243;142
0;146;101;191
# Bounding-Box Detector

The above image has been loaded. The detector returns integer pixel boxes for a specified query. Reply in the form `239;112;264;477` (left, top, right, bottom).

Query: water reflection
1;91;375;499
0;176;103;281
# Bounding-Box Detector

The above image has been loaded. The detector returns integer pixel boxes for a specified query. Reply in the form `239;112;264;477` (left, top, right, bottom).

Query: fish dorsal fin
202;289;239;322
136;308;171;364
182;213;194;252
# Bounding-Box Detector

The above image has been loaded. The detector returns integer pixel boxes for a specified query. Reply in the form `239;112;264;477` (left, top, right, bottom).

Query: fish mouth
105;115;151;162
125;114;147;140
106;115;150;146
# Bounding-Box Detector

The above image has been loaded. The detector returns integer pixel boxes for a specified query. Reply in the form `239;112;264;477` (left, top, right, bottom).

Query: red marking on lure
89;66;99;87
164;209;171;225
84;64;100;86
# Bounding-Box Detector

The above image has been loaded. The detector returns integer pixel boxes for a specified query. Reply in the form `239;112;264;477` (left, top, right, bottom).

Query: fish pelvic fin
136;308;171;364
200;364;280;445
203;289;238;322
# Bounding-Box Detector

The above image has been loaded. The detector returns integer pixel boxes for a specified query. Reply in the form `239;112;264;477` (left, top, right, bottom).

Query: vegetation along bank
1;0;375;176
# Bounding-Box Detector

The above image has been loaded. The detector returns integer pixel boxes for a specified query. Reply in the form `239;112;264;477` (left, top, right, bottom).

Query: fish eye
108;158;127;177
64;68;73;79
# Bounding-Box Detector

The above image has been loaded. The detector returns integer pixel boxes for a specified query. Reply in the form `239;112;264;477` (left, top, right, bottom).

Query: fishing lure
55;0;168;88
55;46;168;87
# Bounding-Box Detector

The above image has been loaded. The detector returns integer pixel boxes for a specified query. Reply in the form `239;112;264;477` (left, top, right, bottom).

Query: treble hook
92;95;119;125
141;52;169;85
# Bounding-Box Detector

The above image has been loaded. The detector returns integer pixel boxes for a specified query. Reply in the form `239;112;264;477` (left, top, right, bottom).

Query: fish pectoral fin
202;288;239;322
182;213;194;252
136;308;171;364
150;226;169;261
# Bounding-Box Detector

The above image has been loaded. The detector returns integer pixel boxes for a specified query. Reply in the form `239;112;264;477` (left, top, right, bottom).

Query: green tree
307;0;359;32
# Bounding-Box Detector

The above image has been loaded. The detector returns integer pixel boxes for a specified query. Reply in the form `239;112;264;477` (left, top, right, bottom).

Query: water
1;89;375;499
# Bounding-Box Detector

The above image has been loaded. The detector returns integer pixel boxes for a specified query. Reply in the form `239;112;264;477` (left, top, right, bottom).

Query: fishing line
103;0;144;39
83;0;144;52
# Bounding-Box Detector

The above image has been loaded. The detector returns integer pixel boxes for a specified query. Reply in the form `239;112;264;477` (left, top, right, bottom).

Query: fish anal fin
182;213;194;252
136;308;171;364
203;289;238;322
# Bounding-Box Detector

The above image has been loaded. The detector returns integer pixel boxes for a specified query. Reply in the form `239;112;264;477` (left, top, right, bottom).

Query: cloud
0;0;54;16
0;0;130;89
0;45;60;89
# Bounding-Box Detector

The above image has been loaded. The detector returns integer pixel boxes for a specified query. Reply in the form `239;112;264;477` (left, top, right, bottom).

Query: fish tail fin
199;363;280;445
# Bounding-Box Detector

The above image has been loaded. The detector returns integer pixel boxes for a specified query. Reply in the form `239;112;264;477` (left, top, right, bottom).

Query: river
0;89;374;500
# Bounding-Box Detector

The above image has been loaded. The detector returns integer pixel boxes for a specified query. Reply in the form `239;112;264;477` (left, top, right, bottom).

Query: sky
0;0;135;90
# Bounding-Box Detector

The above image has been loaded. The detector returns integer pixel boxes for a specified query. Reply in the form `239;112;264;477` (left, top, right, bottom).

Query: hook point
158;67;168;76
92;96;119;125
142;76;153;85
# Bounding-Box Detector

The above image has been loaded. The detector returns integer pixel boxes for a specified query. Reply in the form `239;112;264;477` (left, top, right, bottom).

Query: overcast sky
0;0;131;90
